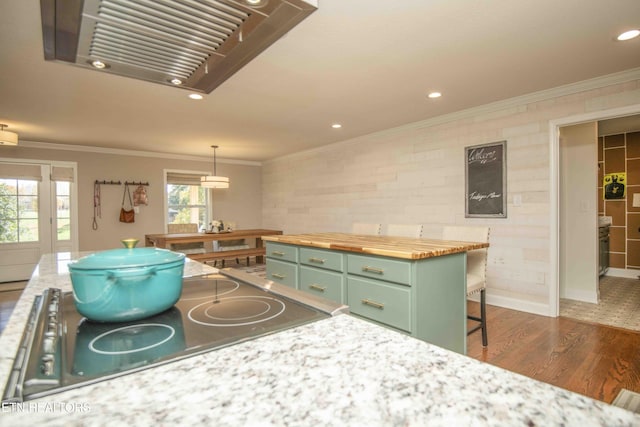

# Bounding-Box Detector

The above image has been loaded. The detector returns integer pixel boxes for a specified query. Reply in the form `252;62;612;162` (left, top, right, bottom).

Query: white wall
559;123;598;303
262;71;640;316
0;145;262;252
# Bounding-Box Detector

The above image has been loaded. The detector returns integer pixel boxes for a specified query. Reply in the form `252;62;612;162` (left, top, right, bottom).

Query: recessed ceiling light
91;60;107;69
617;29;640;41
427;92;442;99
331;123;342;129
189;94;203;100
170;78;183;85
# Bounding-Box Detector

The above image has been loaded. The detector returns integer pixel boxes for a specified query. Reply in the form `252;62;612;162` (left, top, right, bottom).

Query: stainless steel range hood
40;0;317;93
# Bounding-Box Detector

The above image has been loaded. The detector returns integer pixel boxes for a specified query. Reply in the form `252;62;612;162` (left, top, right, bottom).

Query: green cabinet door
347;254;411;286
347;276;411;332
266;242;298;263
266;258;298;288
300;265;345;304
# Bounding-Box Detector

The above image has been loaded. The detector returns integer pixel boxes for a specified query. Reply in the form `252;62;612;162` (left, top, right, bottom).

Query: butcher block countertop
261;232;488;259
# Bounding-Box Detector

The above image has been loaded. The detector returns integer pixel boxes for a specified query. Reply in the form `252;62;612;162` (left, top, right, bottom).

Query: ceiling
1;0;639;162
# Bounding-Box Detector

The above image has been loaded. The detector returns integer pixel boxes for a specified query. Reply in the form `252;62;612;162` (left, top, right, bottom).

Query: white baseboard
484;293;553;317
561;288;599;304
605;268;640;279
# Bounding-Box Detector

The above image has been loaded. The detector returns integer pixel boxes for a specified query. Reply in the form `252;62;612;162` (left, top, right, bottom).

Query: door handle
362;266;384;274
361;298;384;309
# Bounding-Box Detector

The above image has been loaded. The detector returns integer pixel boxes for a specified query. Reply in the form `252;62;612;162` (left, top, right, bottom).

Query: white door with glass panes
0;160;78;283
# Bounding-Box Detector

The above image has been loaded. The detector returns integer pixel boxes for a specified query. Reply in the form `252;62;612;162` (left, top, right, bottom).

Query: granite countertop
1;253;639;426
261;232;488;260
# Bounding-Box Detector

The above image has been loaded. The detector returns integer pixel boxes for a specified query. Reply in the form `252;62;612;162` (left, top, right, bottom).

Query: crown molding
18;140;262;167
266;67;640;164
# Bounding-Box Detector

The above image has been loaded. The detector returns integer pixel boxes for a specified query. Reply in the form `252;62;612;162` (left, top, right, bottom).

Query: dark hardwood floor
466;301;640;404
1;288;638;405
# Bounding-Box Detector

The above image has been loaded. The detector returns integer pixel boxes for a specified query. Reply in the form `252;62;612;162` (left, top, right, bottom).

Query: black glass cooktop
3;274;337;402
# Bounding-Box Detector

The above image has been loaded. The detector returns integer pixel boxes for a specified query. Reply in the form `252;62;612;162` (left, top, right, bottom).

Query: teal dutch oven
68;247;186;322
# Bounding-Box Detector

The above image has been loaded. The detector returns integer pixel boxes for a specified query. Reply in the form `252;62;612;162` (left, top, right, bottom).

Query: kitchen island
262;232;489;354
1;253;638;426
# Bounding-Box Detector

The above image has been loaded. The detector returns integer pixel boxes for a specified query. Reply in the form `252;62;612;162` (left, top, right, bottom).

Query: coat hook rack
125;181;150;186
95;180;122;185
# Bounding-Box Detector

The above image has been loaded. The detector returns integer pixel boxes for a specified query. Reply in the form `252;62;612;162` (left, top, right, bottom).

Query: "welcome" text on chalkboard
465;141;507;218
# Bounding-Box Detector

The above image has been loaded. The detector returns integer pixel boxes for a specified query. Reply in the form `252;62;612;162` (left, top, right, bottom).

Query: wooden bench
145;229;283;265
187;247;267;265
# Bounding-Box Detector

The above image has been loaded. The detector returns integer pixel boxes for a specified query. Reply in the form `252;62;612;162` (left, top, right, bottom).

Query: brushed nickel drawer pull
309;284;327;292
308;257;326;264
362;266;384;274
271;251;285;257
362;299;384;309
272;273;285;279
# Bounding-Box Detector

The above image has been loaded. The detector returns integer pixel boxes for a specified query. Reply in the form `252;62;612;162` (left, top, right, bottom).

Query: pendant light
0;124;18;146
201;145;229;188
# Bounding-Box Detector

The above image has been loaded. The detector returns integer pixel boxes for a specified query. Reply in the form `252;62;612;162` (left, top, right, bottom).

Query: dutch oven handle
106;266;157;283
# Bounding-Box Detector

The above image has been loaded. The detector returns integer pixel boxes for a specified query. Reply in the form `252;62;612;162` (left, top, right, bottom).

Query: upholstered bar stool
385;224;423;238
442;225;490;347
351;223;382;235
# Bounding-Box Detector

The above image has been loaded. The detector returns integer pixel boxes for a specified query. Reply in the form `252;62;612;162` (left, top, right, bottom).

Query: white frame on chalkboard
464;140;507;218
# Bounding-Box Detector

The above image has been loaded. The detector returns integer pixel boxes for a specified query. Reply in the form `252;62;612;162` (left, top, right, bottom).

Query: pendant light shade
201;175;229;188
201;145;229;189
0;124;18;146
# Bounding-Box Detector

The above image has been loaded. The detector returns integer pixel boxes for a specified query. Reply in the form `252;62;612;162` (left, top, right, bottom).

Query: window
50;165;75;249
166;172;209;229
55;181;71;241
0;178;39;243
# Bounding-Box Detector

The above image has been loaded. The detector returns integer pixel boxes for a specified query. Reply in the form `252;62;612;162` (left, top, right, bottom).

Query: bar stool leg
480;289;488;347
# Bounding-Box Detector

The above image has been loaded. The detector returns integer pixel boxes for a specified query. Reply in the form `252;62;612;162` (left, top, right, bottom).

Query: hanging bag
133;184;148;206
119;184;135;223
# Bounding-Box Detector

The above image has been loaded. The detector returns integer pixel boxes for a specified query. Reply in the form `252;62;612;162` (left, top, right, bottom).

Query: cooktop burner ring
180;279;240;301
203;299;271;321
187;296;286;327
88;323;176;355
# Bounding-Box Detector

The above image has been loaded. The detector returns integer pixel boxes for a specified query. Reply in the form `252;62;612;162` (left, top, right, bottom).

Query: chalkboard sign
465;141;507;218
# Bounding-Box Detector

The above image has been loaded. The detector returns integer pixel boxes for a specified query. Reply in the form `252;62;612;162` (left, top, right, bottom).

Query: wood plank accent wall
598;130;640;270
262;76;640;316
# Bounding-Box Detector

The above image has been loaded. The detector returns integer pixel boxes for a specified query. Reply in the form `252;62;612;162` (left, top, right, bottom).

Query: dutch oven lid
68;248;185;270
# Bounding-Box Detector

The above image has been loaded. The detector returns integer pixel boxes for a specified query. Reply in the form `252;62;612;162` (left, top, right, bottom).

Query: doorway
550;104;640;317
0;159;78;283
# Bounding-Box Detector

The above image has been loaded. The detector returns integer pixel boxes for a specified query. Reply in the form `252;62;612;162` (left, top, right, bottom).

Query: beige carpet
560;276;640;332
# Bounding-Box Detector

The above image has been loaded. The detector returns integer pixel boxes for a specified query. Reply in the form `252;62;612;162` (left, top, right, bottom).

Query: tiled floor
560;276;640;332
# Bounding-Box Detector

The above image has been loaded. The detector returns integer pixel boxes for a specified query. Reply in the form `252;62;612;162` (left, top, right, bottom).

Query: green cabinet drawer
266;258;298;288
266;242;298;263
347;254;412;286
300;266;345;304
300;247;344;272
347;276;411;332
